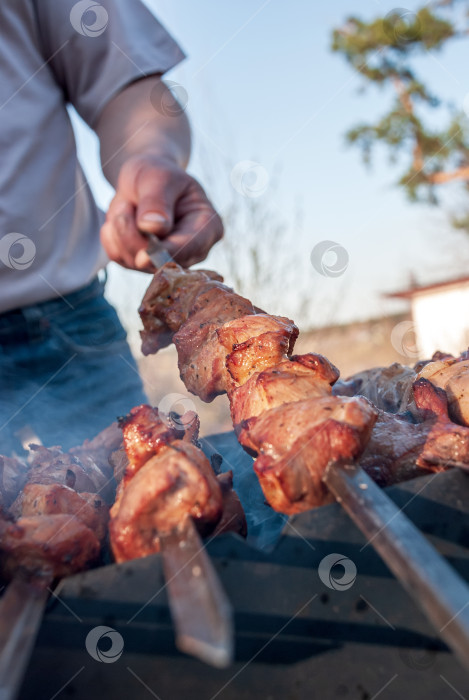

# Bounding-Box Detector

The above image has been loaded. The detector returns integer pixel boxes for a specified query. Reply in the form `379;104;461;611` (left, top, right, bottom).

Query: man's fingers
110;157;224;271
134;248;165;272
133;164;186;235
138;209;172;236
101;221;133;268
100;222;127;268
157;175;224;266
163;208;224;267
101;220;156;272
110;199;148;255
101;197;150;267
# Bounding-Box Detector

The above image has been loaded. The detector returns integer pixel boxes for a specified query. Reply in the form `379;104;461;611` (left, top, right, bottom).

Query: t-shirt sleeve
33;0;186;127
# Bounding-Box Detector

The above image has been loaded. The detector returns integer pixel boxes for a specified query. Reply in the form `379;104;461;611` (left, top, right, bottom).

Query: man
0;0;223;453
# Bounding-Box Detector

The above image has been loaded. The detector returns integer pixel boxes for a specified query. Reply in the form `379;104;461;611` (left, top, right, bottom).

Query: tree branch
392;75;425;172
428;166;469;184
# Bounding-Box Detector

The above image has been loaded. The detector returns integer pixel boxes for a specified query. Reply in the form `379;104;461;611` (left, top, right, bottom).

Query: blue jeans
0;276;146;455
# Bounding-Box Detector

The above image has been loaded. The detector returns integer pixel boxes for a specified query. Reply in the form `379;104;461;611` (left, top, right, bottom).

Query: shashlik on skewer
139;264;377;513
109;404;246;563
0;423;127;699
139;262;469;514
10;484;109;543
334;351;469;428
0;410;244;675
0;515;101;582
335;355;469;480
0;424;122;582
416;354;469;427
0;403;246;581
333;362;417;416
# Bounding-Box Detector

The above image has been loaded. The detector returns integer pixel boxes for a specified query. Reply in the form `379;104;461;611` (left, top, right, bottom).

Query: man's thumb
137;203;172;234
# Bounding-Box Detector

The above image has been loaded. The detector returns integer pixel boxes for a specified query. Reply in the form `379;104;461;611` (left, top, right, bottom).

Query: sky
71;0;469;337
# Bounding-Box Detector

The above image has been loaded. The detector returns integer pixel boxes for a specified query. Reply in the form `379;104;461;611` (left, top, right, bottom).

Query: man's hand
100;155;223;271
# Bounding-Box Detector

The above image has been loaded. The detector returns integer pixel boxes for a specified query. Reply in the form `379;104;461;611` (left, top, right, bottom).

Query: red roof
385;275;469;300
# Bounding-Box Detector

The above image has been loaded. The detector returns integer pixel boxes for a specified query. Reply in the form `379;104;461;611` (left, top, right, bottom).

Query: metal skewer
0;574;52;700
323;461;469;670
146;238;234;664
0;427;50;700
145;235;173;268
159;516;234;668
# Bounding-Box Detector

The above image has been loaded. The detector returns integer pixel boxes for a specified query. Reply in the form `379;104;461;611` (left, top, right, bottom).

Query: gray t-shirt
0;0;184;314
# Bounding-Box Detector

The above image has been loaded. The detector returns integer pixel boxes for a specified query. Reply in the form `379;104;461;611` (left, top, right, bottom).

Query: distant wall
411;284;469;359
295;313;412;379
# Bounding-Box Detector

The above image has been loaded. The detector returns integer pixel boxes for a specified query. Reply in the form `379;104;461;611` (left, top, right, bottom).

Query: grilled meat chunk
174;293;259;401
229;353;339;430
223;315;299;388
118;404;199;482
416;418;469;470
0;514;100;581
238;395;376;455
239;396;377;513
69;421;122;479
139;262;225;354
333;363;416;416
359;377;469;484
417;357;469;427
412;377;449;419
10;483;109;543
110;442;223;563
27;445;114;503
358;410;444;486
176;312;298;402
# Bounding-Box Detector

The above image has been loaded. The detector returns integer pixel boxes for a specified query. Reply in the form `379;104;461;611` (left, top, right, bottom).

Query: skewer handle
0;577;50;700
160;517;234;668
145;235;173;268
323;462;469;670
